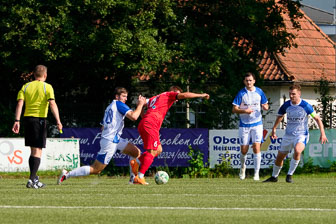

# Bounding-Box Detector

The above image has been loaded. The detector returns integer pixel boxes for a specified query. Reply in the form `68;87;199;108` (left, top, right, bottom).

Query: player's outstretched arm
313;115;328;144
177;92;209;100
126;95;146;121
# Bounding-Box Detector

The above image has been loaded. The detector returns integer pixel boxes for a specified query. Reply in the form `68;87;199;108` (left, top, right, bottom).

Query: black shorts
24;117;47;148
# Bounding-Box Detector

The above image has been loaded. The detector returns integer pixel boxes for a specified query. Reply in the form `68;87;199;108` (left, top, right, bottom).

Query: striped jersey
278;99;315;136
232;87;268;127
100;100;131;143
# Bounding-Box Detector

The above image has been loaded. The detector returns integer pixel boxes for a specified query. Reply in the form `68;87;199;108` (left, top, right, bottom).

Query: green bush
211;151;235;177
329;161;336;172
187;146;210;178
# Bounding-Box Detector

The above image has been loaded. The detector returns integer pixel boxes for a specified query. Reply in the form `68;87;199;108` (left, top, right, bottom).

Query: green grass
0;174;335;224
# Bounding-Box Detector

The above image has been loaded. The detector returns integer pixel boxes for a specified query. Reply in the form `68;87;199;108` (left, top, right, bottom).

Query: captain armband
310;112;316;118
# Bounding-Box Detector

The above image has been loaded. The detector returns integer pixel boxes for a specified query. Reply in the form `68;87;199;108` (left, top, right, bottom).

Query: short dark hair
289;83;301;91
34;65;47;78
244;72;256;80
114;87;128;97
169;86;183;92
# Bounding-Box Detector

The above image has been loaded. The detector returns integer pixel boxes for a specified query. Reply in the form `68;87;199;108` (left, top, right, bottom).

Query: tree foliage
147;0;302;128
0;0;176;131
313;78;336;129
0;0;302;135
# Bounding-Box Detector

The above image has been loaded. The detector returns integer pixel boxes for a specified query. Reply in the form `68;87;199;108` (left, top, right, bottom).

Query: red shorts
138;119;161;150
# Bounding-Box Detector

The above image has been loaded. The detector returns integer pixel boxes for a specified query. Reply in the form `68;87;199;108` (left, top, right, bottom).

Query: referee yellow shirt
17;80;55;118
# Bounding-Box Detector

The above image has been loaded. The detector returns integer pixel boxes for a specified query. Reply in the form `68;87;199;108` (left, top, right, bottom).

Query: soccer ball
154;171;169;185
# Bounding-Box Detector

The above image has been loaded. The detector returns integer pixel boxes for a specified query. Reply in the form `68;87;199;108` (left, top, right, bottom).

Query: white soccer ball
154;171;169;185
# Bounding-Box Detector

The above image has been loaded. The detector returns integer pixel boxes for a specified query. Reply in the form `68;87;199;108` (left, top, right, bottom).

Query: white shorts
279;134;309;153
239;125;263;146
96;138;129;164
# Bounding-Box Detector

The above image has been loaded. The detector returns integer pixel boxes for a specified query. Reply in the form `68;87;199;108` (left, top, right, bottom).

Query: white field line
0;205;335;212
27;193;334;199
153;194;336;198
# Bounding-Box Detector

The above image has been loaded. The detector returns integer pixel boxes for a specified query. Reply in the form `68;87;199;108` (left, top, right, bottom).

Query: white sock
288;158;300;175
254;153;261;175
67;166;91;178
240;153;247;168
272;165;282;178
138;172;144;178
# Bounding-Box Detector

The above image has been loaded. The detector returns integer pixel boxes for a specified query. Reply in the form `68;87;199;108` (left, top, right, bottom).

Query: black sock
28;156;41;180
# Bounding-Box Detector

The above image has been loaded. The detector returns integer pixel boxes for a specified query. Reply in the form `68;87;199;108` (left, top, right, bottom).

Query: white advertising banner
209;129;285;168
0;138;80;172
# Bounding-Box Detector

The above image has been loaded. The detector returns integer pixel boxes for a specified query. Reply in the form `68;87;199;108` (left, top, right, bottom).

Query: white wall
262;86;281;129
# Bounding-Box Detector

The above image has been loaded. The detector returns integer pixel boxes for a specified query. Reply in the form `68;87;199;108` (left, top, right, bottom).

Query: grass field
0;173;335;224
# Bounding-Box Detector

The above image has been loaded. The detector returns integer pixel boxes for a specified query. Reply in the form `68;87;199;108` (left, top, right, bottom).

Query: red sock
139;151;154;174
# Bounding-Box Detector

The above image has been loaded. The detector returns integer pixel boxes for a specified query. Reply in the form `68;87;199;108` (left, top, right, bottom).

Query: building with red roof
260;9;336;128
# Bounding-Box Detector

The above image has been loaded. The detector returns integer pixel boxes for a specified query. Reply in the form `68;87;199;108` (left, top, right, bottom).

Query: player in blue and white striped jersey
264;84;328;183
232;72;269;181
57;87;146;184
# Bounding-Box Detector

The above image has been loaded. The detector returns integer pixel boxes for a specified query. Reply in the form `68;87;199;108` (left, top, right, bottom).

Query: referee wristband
15;120;20;122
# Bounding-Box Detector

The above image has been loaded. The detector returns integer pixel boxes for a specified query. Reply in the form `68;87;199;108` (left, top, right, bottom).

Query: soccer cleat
239;165;246;180
253;173;260;181
263;176;278;183
26;179;38;189
133;175;149;185
57;169;68;185
286;175;293;183
130;159;140;176
34;176;46;188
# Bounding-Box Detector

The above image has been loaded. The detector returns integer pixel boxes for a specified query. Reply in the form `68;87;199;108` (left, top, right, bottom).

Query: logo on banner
209;129;285;168
261;130;282;151
0;140;23;165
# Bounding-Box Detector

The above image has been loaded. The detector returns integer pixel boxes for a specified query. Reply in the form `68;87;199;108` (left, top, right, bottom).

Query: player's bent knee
122;143;141;158
135;148;141;158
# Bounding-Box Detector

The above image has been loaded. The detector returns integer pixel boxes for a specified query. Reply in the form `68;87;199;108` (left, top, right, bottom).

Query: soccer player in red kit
130;86;210;184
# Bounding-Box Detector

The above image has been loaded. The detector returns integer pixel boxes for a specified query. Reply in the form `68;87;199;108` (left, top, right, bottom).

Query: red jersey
142;91;179;127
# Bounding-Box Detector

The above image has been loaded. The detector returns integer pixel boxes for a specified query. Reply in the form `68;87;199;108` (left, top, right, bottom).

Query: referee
12;65;62;189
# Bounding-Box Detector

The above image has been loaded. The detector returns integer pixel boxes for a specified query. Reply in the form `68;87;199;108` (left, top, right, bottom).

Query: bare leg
288;143;305;176
122;143;141;158
90;160;107;174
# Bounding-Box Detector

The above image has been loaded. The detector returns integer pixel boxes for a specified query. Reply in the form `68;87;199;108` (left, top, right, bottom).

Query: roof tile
260;8;336;83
